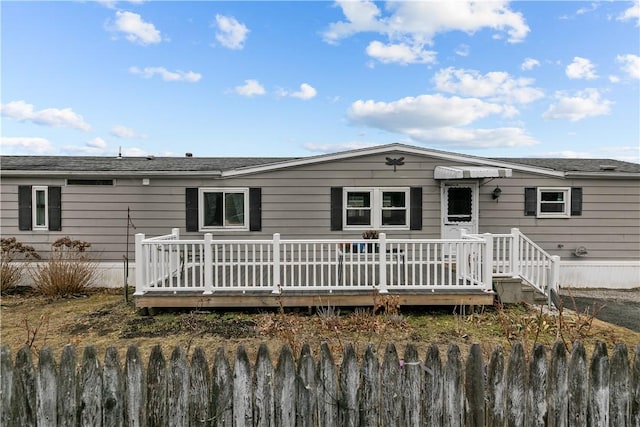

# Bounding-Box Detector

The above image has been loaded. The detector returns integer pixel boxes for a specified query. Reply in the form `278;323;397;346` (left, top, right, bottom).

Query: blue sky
1;1;639;162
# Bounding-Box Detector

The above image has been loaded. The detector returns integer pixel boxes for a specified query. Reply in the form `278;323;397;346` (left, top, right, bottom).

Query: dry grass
1;287;638;366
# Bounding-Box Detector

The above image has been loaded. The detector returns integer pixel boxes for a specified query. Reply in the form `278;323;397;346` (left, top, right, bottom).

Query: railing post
170;228;180;277
483;233;494;291
378;233;388;293
510;228;520;278
549;255;561;303
203;233;213;295
133;233;145;296
272;233;281;294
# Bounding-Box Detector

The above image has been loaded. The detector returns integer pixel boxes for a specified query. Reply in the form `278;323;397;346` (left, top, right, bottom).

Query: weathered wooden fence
1;341;639;426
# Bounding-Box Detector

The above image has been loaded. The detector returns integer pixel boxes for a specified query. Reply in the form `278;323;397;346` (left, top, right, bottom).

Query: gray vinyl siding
1;151;639;262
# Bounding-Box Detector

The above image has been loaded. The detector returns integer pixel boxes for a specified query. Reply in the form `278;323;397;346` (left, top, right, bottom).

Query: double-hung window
344;188;410;229
32;186;48;229
199;188;249;230
537;187;570;218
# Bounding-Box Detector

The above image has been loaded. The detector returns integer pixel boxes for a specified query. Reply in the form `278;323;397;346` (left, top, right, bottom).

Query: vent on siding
67;179;114;186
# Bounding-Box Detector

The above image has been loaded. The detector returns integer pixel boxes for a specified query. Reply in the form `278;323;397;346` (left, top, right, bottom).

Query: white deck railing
134;228;559;299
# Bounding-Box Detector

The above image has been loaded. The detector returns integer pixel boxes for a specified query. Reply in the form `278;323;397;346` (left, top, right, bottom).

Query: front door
441;182;478;239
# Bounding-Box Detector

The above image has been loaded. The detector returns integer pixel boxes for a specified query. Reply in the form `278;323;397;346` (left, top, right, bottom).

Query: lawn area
1;287;638;366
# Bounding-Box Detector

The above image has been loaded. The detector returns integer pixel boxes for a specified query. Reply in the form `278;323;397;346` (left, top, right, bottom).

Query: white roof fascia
221;143;566;178
0;170;223;178
564;171;640;179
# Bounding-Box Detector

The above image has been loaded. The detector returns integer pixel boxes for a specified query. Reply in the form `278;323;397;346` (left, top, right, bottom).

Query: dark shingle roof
0;156;297;172
493;158;640;173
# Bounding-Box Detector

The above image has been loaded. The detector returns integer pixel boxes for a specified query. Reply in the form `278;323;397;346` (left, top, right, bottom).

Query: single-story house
1;144;638;306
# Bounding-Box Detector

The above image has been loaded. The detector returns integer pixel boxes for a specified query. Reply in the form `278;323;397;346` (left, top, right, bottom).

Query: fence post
483;233;494;291
273;233;281;294
378;233;388;293
510;228;520;278
203;234;213;295
134;233;145;296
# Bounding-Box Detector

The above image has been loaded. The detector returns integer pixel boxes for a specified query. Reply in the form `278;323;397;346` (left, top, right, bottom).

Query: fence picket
381;343;402;427
275;344;296;427
588;342;609;427
631;344;640;427
506;342;525;427
465;343;485;427
253;343;274;427
360;344;380;427
58;344;78;427
36;347;57;427
168;347;188;427
567;342;587;427
547;341;567;427
402;343;421;427
317;342;338;427
124;344;145;427
146;345;167;427
211;347;233;427
527;343;548;427
423;344;443;426
80;345;102;427
102;346;123;427
1;346;13;427
486;345;505;427
339;344;360;427
296;344;317;427
189;347;210;426
443;343;463;427
609;343;629;427
11;346;36;427
233;345;253;427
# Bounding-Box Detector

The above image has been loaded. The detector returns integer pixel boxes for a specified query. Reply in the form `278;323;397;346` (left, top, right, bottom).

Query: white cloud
566;56;598;80
521;57;540;71
1;100;91;131
433;67;544;104
214;14;249;50
0;136;55;154
365;40;437;65
109;11;161;45
323;0;529;48
277;83;317;100
617;1;640;26
234;79;265;97
407;126;538;148
87;137;107;149
303;142;378;154
455;44;470;57
616;54;640;79
129;66;201;82
543;89;612;122
110;125;143;138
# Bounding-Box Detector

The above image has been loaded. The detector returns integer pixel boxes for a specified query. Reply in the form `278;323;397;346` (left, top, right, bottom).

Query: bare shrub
30;237;98;298
1;237;40;293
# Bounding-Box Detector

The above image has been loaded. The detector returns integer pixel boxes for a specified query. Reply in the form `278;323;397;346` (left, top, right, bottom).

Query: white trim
560;260;640;289
32;186;48;230
343;187;410;231
537;187;570;218
198;187;249;231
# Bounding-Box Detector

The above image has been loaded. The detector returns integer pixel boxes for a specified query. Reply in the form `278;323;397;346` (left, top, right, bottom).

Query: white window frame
343;187;410;230
32;186;48;230
537;187;571;218
198;188;249;231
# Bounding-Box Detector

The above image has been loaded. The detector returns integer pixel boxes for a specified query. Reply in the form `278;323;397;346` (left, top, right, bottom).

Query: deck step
493;277;547;305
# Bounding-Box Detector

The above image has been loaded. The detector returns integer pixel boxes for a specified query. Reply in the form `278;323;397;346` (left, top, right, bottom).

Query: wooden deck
134;289;495;309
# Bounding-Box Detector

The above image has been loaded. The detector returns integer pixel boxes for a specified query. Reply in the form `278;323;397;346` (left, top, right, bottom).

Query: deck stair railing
134;228;559;301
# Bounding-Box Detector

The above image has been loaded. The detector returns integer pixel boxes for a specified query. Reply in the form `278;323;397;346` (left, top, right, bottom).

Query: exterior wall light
492;186;502;201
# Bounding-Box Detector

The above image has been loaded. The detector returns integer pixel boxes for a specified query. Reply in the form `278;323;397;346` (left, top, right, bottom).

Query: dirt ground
559;288;640;332
1;287;639;366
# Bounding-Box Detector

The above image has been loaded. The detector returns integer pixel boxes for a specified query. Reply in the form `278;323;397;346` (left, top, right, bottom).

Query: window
32;186;48;229
18;185;62;231
199;188;249;230
343;188;410;229
525;187;581;218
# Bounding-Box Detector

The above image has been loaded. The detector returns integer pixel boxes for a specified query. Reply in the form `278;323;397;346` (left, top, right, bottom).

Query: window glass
447;187;472;222
35;189;46;227
539;190;568;215
382;191;405;208
344;188;409;229
203;192;223;227
224;193;245;226
347;192;370;208
381;191;406;226
346;191;372;226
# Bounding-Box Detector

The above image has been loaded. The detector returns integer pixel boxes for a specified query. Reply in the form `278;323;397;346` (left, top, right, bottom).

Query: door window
447;187;472;223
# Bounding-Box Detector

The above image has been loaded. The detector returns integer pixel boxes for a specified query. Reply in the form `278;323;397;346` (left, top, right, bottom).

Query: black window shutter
571;187;583;216
524;187;537;216
18;185;32;231
409;187;422;230
330;187;343;231
48;186;62;231
249;188;262;231
185;188;199;232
